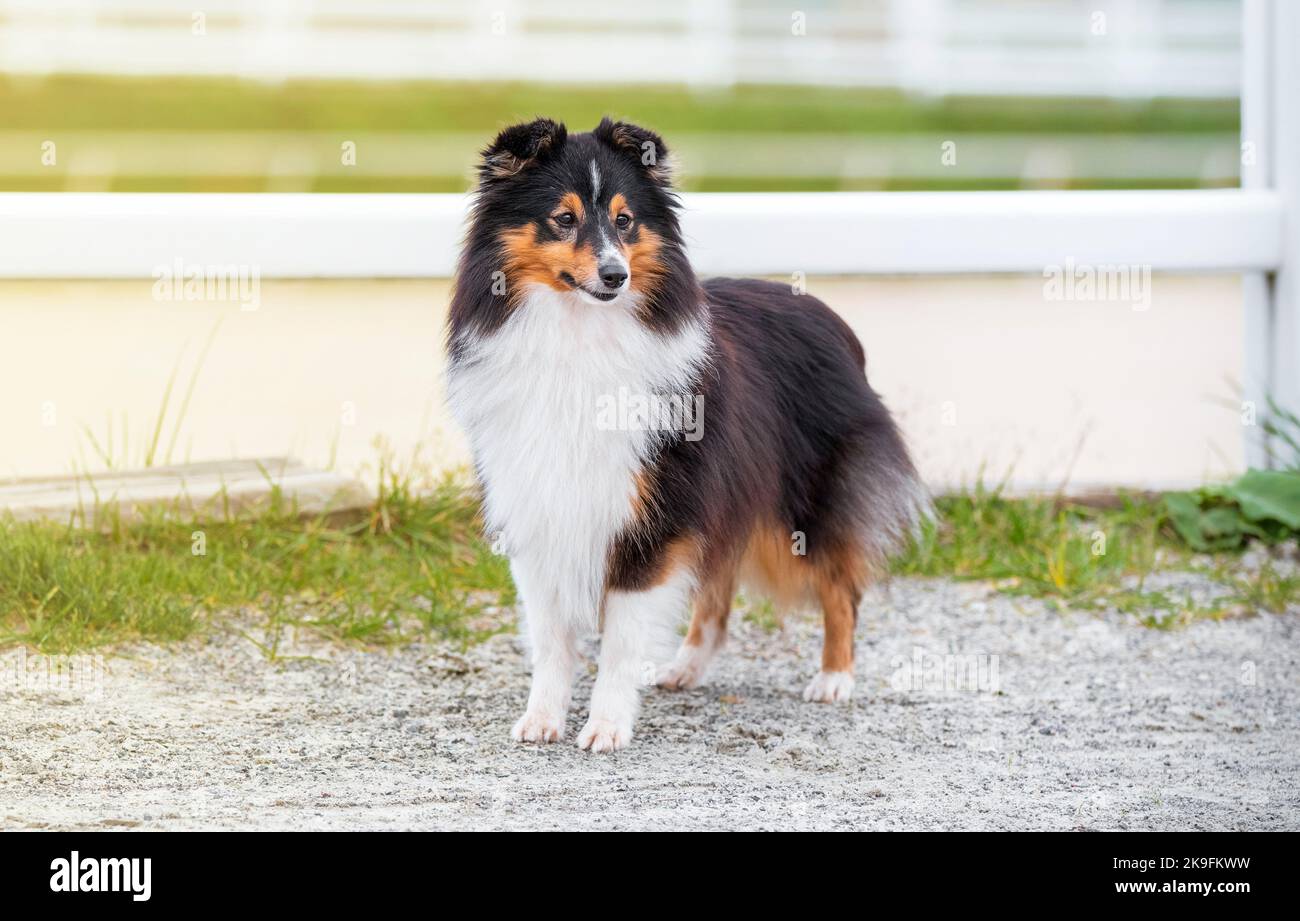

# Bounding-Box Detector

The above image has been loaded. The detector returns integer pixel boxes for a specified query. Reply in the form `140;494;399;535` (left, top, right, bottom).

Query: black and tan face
475;118;677;307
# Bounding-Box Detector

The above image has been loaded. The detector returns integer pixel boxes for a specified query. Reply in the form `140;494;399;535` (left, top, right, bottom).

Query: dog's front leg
510;560;578;744
577;598;643;753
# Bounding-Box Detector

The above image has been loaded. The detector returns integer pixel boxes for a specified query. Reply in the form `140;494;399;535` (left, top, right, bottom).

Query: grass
0;74;1239;192
76;320;222;473
892;482;1300;624
2;466;1294;656
895;483;1166;597
3;75;1239;135
0;463;513;655
1219;562;1300;616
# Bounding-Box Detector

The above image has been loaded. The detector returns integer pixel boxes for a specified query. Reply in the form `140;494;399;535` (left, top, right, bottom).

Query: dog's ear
593;117;672;185
479;118;567;183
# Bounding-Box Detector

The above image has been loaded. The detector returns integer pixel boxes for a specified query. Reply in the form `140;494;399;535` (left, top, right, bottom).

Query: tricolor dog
447;118;926;752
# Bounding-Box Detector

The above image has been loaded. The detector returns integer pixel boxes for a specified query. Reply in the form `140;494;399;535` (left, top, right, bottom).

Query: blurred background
0;0;1251;492
0;0;1242;193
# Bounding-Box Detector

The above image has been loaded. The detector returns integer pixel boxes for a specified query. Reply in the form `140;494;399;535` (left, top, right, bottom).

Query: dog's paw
577;717;632;753
511;710;565;744
655;642;715;690
655;659;705;690
803;670;855;703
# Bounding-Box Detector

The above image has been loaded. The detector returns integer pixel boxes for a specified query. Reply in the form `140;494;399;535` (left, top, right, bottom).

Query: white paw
655;659;705;690
511;710;565;744
656;641;717;690
803;670;855;703
577;717;633;753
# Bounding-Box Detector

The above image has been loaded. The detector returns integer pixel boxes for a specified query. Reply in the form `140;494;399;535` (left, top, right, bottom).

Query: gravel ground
2;575;1297;831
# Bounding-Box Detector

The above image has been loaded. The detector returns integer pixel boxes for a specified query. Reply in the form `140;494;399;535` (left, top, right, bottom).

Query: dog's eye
615;214;632;230
553;212;576;227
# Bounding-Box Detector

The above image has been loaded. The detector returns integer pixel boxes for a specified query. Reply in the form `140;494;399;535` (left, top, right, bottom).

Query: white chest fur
447;286;708;629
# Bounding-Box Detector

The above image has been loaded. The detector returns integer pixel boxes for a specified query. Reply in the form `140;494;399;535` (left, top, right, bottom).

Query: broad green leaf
1228;470;1300;529
1200;506;1245;538
1163;492;1211;551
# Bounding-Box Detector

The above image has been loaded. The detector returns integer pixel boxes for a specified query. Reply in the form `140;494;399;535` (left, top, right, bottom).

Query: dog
447;118;927;752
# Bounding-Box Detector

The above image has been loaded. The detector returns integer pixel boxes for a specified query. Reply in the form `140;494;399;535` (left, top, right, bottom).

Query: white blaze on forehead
597;228;627;271
590;159;627;276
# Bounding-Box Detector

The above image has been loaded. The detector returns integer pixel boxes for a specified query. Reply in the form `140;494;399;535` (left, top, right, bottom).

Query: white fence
0;0;1293;471
0;189;1279;278
0;0;1242;97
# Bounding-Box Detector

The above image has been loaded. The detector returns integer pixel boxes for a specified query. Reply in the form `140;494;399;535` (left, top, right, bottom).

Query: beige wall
0;276;1245;492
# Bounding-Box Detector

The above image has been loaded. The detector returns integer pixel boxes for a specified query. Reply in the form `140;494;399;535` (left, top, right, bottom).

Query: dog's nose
598;263;628;290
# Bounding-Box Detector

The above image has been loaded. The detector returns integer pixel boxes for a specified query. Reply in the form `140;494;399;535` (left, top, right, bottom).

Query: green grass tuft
0;466;512;655
893;481;1298;621
893;482;1168;600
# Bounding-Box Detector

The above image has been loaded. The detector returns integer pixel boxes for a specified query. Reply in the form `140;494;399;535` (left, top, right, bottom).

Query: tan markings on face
609;193;629;223
499;225;600;294
558;192;585;223
625;226;666;294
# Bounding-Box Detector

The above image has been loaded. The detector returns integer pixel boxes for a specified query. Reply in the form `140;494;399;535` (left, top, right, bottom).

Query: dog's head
461;117;688;316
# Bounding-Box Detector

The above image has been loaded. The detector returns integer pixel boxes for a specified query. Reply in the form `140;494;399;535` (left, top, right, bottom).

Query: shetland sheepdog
447;118;927;752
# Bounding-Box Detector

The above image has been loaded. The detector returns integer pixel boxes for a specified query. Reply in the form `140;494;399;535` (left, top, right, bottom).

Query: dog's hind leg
580;566;696;752
804;572;861;703
656;565;736;690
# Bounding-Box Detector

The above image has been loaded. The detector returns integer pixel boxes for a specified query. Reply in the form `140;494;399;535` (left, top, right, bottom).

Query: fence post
1242;0;1298;468
1271;0;1300;454
1241;0;1274;467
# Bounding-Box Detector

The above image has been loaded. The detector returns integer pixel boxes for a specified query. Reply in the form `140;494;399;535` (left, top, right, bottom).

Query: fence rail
0;0;1242;97
0;190;1281;279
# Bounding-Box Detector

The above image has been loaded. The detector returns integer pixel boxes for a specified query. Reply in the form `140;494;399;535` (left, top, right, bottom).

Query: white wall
0;276;1246;492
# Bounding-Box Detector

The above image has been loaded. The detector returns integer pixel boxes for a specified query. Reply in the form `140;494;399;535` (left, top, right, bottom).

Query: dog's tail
854;410;933;574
